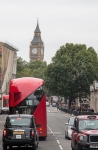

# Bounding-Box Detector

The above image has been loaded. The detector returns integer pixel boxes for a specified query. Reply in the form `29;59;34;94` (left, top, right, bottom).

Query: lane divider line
59;145;63;150
47;125;63;150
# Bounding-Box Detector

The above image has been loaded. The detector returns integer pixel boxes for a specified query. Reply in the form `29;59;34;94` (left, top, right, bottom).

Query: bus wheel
42;137;46;140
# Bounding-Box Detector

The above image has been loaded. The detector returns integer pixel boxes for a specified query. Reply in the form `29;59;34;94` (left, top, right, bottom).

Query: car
71;115;98;150
65;117;75;139
46;101;50;107
52;102;57;107
2;114;40;150
1;107;9;114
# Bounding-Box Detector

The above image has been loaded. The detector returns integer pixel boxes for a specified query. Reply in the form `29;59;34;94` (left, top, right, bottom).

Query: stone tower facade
29;21;44;62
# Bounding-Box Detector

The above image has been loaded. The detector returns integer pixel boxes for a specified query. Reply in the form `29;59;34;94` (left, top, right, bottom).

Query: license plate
16;135;21;139
90;145;98;148
13;131;24;134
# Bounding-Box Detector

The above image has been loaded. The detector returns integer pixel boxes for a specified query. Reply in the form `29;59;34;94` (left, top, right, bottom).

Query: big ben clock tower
29;21;44;62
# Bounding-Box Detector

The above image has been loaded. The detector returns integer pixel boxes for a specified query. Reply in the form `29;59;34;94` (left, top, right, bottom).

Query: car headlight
79;135;87;141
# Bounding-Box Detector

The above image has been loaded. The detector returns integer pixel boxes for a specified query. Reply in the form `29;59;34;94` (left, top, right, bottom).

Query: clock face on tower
41;48;44;54
32;48;37;54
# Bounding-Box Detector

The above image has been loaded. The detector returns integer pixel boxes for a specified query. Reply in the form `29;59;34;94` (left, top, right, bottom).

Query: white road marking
59;145;63;150
47;125;63;150
57;140;60;144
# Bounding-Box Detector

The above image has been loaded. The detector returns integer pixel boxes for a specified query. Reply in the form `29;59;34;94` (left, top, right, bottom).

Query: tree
29;60;47;80
45;43;98;107
16;57;30;78
17;58;47;81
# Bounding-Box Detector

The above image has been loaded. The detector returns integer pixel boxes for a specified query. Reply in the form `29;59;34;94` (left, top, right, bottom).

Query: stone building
90;81;98;112
0;42;18;104
29;21;44;62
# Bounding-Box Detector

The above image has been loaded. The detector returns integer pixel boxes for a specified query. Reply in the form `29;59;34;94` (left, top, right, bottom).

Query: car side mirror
71;126;77;131
65;123;68;125
36;124;41;127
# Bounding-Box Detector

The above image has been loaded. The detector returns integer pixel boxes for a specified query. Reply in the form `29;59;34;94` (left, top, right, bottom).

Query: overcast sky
0;0;98;64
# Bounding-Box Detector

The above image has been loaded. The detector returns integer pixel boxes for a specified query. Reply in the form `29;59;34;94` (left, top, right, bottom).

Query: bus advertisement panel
2;95;9;107
9;77;47;139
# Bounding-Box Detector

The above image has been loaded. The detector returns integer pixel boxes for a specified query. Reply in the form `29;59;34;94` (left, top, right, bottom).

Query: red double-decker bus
2;95;9;107
9;77;47;139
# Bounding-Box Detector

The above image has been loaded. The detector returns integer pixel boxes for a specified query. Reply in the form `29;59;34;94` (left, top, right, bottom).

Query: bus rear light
3;130;7;137
39;128;42;133
39;127;42;131
31;129;35;136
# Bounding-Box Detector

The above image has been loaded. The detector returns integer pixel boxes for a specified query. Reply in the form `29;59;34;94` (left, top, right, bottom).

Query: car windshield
9;117;32;126
79;120;98;130
69;118;74;126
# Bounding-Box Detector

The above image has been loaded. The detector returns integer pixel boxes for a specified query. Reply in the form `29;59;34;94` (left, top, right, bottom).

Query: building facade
0;42;18;103
90;82;98;112
29;21;44;62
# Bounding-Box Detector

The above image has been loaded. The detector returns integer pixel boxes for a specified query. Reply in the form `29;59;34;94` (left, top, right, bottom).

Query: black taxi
71;115;98;150
2;114;40;150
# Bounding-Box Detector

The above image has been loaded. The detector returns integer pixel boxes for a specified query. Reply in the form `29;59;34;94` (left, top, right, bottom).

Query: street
0;106;71;150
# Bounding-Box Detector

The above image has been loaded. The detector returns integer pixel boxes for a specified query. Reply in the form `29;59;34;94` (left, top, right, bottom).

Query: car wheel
36;142;39;148
9;146;12;149
32;144;36;150
75;144;80;150
72;147;75;150
65;131;70;140
3;145;7;150
36;137;39;148
40;136;46;140
65;132;67;139
67;131;70;140
71;143;75;150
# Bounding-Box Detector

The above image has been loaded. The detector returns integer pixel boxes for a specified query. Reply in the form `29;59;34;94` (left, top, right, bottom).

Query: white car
46;101;50;107
52;102;57;107
1;107;9;114
65;117;75;139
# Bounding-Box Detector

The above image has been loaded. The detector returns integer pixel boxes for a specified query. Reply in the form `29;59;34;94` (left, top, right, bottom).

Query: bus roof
11;77;44;84
9;77;44;107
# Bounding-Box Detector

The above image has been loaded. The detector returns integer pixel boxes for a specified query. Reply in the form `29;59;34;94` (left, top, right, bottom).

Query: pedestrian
56;102;59;110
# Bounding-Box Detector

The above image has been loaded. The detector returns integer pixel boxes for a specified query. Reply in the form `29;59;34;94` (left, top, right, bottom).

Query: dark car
71;115;98;150
2;114;40;150
1;107;9;114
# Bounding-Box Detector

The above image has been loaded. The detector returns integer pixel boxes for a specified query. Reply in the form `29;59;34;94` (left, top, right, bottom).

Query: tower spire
35;19;40;33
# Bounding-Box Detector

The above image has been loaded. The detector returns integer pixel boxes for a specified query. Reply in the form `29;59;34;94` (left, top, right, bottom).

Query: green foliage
16;57;47;80
45;43;98;106
29;60;47;80
16;57;30;78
